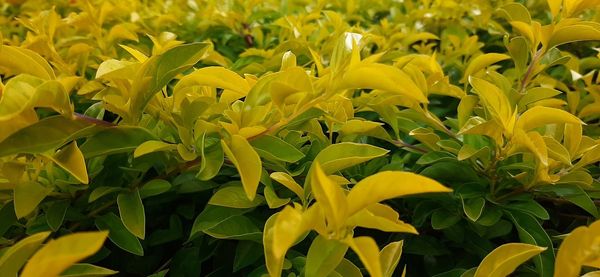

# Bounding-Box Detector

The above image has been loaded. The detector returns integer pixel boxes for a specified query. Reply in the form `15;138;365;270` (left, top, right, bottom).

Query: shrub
1;0;600;276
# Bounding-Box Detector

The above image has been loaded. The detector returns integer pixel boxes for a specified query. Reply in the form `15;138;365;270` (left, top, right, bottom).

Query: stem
519;49;543;93
392;140;428;153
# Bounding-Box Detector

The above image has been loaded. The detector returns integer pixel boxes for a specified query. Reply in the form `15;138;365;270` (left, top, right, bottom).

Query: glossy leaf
117;190;146;239
473;243;545;277
21;232;108;277
346;171;451;215
221;135;262;201
0;231;50;276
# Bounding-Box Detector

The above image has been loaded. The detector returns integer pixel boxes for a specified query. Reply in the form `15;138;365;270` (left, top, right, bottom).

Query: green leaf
197;133;224;180
416;151;456;165
46;200;69;231
505;199;549;220
203;215;262;241
0;202;16;237
14;181;52;219
334;259;363;277
80;126;156;158
250;135;305;163
233;241;263;272
208;186;265;208
60;263;118;276
88;187;125;203
314;142;389;174
305;235;349;277
21;231;108;277
117;190;146;239
462;197;486;222
536;185;599;218
0;116;95;156
139;179;171;199
0;231;50;276
505;211;555;277
473;243;546;277
95;213;144;256
431;209;461;230
189;205;248;240
129;42;210;122
221;135;262;201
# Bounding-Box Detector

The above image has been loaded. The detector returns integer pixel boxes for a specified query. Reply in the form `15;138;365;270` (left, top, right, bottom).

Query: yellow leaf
14;181;52;219
380;240;404;277
221;135;262;200
516;106;582;131
548;21;600;48
21;231;109;277
546;0;561;17
134;140;176;158
176;66;250;95
346;236;383;277
120;44;148;62
311;162;348;231
341;63;428;103
473;243;546;277
0;46;55;79
563;0;600;17
265;205;317;277
555;220;600;276
270;172;304;199
48;142;89;184
468;76;513;130
346;171;451;215
0;231;50;276
461;53;511;83
564;123;582;157
509;21;535;45
346;203;417;234
509;130;549;165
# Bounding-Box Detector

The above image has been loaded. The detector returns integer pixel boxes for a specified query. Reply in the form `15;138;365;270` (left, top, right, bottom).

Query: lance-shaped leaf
341;63;428;103
346;171;451;215
0;115;96;156
468;76;513;130
461;53;511;83
314;142;389;174
346;236;383;277
117;190;146;239
0;231;50;276
176;66;250;95
515;106;582;131
555;220;600;276
380;240;404;277
305;235;349;277
129;42;210;122
265;205;314;277
0;45;55;79
311;162;348;231
473;243;546;277
47;142;89;184
221;135;262;200
14;181;52;219
21;231;109;277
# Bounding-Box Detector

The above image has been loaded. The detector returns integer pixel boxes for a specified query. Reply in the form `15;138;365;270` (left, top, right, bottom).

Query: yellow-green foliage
0;0;600;276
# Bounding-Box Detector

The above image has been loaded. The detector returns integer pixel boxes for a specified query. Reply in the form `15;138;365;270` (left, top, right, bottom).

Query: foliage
1;0;600;276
